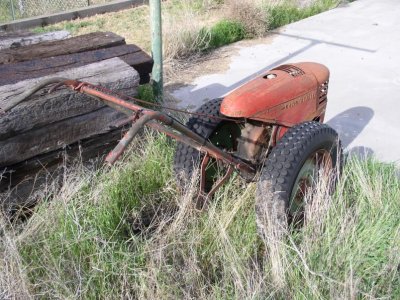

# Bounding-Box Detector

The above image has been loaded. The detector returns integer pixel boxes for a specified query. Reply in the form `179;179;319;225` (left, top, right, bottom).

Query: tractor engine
221;62;330;164
220;62;330;126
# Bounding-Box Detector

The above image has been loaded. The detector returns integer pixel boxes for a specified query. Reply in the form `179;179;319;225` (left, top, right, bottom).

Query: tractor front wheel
255;121;342;241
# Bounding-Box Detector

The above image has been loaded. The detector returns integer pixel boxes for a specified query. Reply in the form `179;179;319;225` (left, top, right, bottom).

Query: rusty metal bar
105;113;152;164
147;122;204;151
113;116;206;152
197;155;234;209
207;165;234;197
199;155;210;195
106;109;254;175
61;81;256;175
1;78;256;177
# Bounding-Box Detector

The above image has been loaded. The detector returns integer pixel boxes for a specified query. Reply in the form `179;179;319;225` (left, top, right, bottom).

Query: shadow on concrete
272;31;376;53
170;31;376;108
326;106;374;148
326;106;374;160
347;146;375;160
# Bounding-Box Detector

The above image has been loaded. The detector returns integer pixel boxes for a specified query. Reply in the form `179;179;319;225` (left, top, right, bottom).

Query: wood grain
0;58;139;141
0;44;152;85
0;31;125;64
0;30;70;51
0;128;126;206
0;106;128;167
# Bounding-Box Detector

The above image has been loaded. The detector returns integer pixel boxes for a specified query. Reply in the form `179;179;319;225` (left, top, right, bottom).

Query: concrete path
172;0;400;164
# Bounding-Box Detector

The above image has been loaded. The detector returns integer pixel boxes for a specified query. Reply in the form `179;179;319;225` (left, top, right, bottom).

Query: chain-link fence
0;0;115;23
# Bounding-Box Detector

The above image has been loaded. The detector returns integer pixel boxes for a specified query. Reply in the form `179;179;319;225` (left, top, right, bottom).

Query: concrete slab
171;0;400;164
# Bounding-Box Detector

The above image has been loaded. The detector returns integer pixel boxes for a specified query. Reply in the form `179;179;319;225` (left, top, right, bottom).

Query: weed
200;19;246;50
137;84;156;104
6;133;174;298
225;0;268;38
267;0;340;30
1;131;398;299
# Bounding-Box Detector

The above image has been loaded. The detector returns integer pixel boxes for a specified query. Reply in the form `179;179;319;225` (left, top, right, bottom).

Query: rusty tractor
1;62;342;233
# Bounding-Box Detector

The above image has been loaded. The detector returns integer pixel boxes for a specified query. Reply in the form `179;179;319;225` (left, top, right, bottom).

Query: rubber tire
173;98;224;188
255;121;342;238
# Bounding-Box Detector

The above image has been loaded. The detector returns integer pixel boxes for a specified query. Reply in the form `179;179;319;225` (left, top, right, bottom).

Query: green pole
10;0;16;20
149;0;163;102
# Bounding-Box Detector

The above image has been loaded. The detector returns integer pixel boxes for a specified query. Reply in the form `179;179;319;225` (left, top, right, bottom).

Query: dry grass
161;2;216;80
33;5;152;52
0;132;398;299
224;0;269;38
0;216;32;299
4;1;392;298
32;0;341;83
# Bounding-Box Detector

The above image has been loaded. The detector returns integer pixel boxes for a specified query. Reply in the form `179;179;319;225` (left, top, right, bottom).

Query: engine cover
220;62;329;126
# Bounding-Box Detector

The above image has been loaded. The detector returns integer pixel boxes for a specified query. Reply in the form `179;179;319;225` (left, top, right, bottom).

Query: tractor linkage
0;77;256;201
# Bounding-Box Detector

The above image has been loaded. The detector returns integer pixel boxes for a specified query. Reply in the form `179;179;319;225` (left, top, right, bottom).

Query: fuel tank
220;62;329;126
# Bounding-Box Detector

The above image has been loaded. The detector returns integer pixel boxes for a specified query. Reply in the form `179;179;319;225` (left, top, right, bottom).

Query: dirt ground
165;33;276;91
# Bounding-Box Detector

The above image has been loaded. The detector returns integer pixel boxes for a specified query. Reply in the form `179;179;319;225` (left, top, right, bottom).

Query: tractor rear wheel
255;121;342;240
173;98;241;193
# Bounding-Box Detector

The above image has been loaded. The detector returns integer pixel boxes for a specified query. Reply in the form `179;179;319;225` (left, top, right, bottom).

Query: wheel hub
289;149;333;221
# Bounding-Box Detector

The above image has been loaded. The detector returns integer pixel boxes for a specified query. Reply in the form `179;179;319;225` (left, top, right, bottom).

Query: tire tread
173;99;223;186
255;121;342;236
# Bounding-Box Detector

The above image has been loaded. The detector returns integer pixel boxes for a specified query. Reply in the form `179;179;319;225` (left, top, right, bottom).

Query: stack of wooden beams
0;30;70;50
0;31;153;207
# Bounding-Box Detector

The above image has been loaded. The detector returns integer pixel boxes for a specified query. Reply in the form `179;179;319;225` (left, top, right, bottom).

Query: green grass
32;19;104;34
8;134;174;298
137;83;156;104
1;133;398;298
267;0;340;30
199;19;246;51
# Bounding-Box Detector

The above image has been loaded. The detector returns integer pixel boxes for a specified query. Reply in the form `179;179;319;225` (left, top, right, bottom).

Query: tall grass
267;0;341;30
1;132;398;299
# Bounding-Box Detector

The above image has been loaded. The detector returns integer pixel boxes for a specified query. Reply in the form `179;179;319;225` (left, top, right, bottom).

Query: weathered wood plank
0;44;152;85
120;51;153;84
0;106;127;167
0;44;140;75
0;31;35;39
0;57;139;140
0;128;126;206
0;30;70;51
0;31;126;64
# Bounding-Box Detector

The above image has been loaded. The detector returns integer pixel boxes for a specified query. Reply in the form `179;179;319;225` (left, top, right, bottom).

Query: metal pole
149;0;163;102
10;0;16;20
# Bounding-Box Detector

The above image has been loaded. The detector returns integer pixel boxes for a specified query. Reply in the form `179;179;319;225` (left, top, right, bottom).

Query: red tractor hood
220;62;329;126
